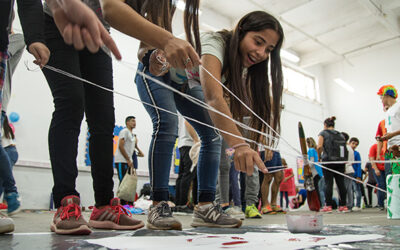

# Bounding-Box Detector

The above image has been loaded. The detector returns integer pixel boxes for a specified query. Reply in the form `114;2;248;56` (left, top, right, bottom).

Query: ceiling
200;0;400;68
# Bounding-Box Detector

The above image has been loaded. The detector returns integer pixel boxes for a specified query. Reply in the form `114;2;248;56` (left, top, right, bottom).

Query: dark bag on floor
324;130;348;161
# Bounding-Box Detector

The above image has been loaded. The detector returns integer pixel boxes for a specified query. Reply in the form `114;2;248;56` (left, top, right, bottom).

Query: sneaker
51;195;91;235
0;203;7;210
89;197;144;230
191;202;242;228
338;206;350;213
147;201;182;230
261;205;276;215
271;205;287;214
0;211;14;234
321;206;332;213
246;204;262;218
224;206;245;220
352;206;362;212
4;192;21;216
378;206;385;211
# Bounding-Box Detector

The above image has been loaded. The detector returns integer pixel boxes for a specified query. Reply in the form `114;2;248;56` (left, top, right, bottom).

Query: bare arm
199;54;266;175
185;120;200;143
135;137;144;157
100;0;200;69
369;156;381;176
317;135;324;161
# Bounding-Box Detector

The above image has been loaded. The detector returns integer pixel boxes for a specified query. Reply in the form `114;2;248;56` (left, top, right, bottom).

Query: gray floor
1;208;400;249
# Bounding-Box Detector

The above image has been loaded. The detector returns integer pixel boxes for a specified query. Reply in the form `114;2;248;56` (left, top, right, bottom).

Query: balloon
9;112;20;123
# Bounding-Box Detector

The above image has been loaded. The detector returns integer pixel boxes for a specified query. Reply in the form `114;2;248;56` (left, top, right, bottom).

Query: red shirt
368;144;385;171
376;120;387;154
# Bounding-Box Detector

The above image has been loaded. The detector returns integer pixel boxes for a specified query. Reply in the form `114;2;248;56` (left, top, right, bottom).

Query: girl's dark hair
306;137;317;149
3;115;15;140
218;11;284;147
324;116;336;128
127;0;201;53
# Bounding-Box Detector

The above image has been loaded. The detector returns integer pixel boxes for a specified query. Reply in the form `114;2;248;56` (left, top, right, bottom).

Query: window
282;65;319;102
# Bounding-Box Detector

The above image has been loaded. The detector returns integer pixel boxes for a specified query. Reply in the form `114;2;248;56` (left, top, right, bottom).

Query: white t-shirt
114;128;136;163
345;145;354;174
177;115;194;148
386;101;400;147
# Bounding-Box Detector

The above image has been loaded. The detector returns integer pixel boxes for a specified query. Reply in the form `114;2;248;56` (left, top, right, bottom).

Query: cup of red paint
286;213;323;233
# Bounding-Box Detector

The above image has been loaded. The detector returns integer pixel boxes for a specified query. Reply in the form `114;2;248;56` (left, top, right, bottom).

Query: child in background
279;158;295;209
291;187;307;209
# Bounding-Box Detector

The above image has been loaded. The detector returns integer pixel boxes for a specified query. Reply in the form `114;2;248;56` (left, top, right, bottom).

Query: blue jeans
352;180;362;207
372;169;386;207
0;112;17;195
135;63;221;202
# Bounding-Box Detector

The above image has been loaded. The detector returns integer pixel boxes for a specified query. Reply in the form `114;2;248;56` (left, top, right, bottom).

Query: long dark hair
218;11;284;147
3;115;15;140
126;0;201;53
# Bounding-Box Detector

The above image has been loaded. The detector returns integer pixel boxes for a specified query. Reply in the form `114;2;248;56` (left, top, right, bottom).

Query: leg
367;184;373;206
352;181;362;208
81;49;115;207
318;177;326;206
333;166;347;207
261;174;272;207
229;161;241;207
322;167;334;206
271;171;284;206
280;191;283;208
216;140;231;206
135;64;179;202
175;146;193;206
284;192;289;208
175;84;222;203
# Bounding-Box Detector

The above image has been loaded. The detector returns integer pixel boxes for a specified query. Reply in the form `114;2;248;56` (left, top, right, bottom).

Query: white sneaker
352;206;362;212
225;206;245;220
0;212;14;234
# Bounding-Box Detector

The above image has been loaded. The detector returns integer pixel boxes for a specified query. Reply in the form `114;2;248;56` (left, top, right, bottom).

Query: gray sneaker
147;201;182;230
191;202;242;228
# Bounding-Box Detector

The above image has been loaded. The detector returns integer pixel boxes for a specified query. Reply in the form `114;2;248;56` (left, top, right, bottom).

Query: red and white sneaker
89;197;144;230
321;206;332;213
50;195;92;235
338;206;350;213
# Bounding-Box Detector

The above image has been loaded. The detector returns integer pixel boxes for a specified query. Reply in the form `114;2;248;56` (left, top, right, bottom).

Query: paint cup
286;213;323;233
387;174;400;219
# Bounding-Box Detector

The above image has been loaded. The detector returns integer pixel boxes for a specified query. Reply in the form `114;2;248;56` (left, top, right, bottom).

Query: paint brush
298;122;320;212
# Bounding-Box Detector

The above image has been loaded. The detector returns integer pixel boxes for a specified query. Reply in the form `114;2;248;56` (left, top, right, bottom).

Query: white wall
321;42;400;159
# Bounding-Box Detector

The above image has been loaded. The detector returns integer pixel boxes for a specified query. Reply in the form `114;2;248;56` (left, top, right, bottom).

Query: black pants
367;182;376;206
323;164;347;207
175;146;196;205
313;174;321;205
42;14;115;208
359;182;368;206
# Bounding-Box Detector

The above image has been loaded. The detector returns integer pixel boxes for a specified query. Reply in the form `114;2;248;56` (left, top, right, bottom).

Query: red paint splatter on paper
310;237;326;242
288;238;301;242
230;237;244;240
222;241;249;246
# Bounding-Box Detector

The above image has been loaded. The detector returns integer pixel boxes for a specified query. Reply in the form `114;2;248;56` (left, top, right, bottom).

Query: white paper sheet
86;232;384;250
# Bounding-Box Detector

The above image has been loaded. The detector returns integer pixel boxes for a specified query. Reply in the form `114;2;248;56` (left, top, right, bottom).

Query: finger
187;46;201;66
36;46;50;66
29;47;41;66
176;49;187;69
72;24;85;50
255;154;268;174
62;24;73;45
81;28;99;53
238;155;246;174
234;156;240;172
100;25;122;60
85;15;102;46
245;155;254;176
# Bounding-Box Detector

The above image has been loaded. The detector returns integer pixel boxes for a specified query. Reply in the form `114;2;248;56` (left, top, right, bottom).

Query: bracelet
232;143;250;149
142;49;156;68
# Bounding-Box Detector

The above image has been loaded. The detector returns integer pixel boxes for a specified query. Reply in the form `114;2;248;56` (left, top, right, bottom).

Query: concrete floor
1;208;399;249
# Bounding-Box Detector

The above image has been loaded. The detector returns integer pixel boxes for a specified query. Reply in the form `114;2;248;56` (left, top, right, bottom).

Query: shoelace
157;202;172;217
60;203;81;220
110;204;132;224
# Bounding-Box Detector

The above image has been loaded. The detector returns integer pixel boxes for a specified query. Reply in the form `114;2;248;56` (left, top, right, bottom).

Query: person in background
342;132;354;211
349;137;362;211
291;187;307;209
364;161;377;208
306;137;323;206
368;143;386;210
279;158;295;210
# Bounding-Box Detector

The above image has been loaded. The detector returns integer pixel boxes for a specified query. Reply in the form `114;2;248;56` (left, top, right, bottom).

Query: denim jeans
0;111;17;195
372;169;386;207
344;173;354;209
42;14;115;208
229;161;241;207
318;176;326;206
352;180;362;207
135;63;221;202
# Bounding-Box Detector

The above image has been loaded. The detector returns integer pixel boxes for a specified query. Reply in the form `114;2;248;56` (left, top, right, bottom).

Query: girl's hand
149;49;170;76
162;37;201;70
234;146;267;176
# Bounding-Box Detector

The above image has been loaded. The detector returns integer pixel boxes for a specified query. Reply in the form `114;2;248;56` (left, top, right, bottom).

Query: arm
381;130;400;141
199;54;266;176
100;0;200;69
16;0;50;67
317;135;324;161
185;120;200;143
369;156;381;177
135;137;144;157
46;0;121;59
118;138;133;168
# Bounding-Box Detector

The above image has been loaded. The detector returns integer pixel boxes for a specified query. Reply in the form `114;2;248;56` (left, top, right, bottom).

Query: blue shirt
353;150;362;178
308;148;323;177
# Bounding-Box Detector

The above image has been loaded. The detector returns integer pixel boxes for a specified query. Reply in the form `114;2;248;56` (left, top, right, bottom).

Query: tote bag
117;168;138;202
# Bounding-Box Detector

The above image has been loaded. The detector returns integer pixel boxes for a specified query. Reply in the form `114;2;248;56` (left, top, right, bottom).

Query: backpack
323;130;348;161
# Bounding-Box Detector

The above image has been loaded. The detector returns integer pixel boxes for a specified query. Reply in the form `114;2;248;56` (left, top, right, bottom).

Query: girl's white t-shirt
386;101;400;147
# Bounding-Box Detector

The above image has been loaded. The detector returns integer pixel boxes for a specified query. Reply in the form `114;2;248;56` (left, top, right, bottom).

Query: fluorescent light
281;49;300;63
175;0;202;15
334;78;354;92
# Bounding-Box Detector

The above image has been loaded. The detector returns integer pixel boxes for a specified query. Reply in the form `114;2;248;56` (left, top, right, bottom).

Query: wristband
232;142;250;149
